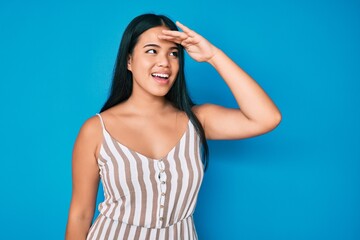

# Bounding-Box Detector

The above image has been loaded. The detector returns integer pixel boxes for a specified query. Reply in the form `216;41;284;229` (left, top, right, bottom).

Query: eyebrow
143;43;178;50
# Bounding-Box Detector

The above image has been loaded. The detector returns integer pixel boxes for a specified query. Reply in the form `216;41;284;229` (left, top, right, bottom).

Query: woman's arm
193;48;281;139
65;117;101;239
159;22;281;140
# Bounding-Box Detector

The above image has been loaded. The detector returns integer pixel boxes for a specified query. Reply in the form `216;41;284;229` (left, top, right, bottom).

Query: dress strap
96;113;105;131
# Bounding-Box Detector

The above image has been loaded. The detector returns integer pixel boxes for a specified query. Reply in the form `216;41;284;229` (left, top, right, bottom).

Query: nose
157;54;170;68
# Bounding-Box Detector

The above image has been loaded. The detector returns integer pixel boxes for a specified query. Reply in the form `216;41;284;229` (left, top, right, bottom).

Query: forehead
136;26;177;47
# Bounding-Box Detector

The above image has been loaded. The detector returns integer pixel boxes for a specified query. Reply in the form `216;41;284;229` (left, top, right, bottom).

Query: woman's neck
124;94;171;116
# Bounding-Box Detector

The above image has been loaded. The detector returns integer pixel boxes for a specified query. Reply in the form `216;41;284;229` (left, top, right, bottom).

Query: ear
127;55;132;71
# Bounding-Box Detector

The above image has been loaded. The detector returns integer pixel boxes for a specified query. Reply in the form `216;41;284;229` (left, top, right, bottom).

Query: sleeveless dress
86;113;204;240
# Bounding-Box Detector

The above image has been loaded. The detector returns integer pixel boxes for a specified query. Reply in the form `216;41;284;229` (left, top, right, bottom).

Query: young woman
66;13;281;240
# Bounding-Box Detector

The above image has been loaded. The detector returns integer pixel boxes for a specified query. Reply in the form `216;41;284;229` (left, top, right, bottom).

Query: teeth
152;73;169;79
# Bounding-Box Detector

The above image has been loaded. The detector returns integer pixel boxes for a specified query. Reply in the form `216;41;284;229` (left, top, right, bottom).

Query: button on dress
86;113;204;240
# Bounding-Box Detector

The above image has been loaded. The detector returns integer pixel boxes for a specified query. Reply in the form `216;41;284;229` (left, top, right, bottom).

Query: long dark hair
100;13;208;170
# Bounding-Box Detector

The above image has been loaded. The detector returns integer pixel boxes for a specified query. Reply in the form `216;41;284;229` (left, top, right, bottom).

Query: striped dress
86;113;204;240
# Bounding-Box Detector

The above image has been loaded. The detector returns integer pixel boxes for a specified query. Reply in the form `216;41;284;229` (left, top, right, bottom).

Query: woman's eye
170;51;178;57
146;49;156;54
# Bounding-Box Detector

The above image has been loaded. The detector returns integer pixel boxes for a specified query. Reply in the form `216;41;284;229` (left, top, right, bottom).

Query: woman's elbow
274;110;282;126
267;110;282;131
258;111;282;134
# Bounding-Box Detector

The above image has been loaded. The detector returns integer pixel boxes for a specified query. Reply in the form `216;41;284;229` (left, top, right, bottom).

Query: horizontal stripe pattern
86;113;204;240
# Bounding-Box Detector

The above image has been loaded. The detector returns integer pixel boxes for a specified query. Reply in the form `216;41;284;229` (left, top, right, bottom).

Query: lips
151;73;169;79
151;72;170;84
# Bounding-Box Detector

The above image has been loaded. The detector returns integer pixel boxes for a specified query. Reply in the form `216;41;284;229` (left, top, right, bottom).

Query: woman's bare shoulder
191;103;214;121
74;114;104;159
79;114;103;137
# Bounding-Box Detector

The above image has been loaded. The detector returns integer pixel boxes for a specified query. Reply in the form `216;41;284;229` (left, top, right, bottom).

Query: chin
150;89;171;97
149;82;175;97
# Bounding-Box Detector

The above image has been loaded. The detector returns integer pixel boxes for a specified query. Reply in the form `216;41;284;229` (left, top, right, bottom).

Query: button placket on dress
157;159;167;226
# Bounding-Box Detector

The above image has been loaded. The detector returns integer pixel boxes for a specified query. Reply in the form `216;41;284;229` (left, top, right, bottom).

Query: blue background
1;0;359;239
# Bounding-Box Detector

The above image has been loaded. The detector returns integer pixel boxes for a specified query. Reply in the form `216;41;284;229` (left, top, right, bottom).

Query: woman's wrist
207;47;222;66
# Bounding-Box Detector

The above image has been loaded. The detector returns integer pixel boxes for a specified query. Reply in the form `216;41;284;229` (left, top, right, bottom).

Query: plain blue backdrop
0;0;359;239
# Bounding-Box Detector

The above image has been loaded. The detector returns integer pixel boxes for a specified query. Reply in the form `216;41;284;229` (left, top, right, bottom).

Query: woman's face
127;26;180;98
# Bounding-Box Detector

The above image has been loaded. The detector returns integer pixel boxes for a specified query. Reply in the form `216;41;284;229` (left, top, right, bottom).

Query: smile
151;72;170;85
151;73;169;79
